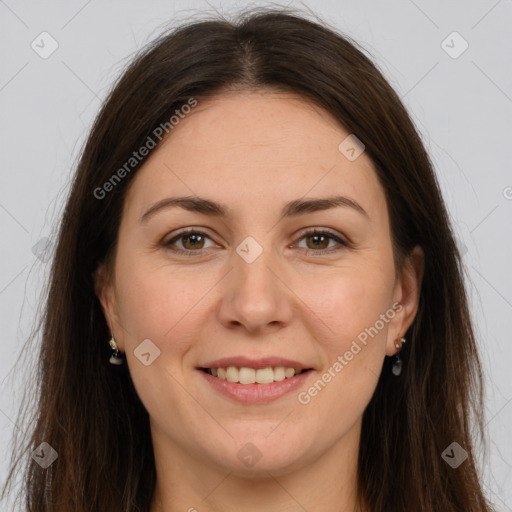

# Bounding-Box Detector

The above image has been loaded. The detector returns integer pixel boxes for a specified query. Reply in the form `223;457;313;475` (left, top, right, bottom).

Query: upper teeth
207;366;303;384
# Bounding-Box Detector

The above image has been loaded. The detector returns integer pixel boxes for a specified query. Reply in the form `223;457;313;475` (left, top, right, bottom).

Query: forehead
123;90;385;221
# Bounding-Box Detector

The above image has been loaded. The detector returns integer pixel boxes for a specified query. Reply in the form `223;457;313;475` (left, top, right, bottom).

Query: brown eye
180;233;206;250
295;229;348;255
163;227;347;256
164;229;216;254
304;233;330;250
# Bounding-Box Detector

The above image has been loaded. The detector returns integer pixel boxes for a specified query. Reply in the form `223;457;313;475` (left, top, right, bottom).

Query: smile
202;366;308;384
198;366;314;404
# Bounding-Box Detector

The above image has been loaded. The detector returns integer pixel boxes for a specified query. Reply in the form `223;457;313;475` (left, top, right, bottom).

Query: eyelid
163;226;213;242
293;226;348;244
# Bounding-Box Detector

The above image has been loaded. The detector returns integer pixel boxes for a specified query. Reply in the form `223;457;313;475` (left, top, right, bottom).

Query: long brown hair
2;7;494;511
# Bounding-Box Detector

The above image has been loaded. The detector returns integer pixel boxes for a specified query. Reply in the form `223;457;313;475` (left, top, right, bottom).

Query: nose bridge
236;239;274;292
219;232;293;331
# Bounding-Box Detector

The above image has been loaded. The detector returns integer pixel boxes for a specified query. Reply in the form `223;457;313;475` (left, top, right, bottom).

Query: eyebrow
139;194;369;224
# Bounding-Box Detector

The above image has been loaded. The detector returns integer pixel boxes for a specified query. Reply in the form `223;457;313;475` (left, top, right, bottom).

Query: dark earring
392;337;406;376
108;335;124;365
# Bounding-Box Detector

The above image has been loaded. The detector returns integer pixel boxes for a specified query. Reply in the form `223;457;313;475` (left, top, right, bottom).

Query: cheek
305;264;395;348
296;277;390;428
295;262;395;420
112;259;204;417
113;252;203;352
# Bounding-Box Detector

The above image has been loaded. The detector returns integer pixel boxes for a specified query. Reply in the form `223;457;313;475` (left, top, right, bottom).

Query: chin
203;435;313;477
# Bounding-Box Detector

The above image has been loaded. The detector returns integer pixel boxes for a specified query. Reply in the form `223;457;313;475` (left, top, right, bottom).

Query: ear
93;263;124;352
385;245;424;356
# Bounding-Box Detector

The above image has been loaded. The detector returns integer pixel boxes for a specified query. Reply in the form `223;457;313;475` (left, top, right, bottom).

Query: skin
95;90;424;512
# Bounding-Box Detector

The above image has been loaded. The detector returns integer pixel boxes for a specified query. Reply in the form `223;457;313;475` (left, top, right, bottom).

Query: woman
2;7;495;511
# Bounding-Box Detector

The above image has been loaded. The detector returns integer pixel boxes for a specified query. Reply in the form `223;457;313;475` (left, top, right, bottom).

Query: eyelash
163;227;348;256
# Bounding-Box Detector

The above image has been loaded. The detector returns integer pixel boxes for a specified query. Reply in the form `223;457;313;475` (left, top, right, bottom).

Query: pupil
186;234;202;248
310;234;327;249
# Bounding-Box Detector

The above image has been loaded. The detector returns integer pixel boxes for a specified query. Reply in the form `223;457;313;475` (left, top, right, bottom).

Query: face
96;90;422;477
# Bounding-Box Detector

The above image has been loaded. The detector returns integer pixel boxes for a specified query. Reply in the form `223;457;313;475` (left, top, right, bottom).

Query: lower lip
198;369;313;404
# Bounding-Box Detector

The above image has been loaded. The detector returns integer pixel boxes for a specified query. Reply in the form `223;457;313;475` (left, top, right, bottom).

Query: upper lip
199;356;312;370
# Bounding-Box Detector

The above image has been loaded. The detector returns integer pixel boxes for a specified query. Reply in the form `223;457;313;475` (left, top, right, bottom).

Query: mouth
200;366;312;384
197;356;315;403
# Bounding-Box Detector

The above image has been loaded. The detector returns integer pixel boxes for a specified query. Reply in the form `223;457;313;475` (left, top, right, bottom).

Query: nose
217;241;294;334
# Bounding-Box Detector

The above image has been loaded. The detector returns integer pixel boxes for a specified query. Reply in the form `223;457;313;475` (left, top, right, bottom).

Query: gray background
0;0;511;509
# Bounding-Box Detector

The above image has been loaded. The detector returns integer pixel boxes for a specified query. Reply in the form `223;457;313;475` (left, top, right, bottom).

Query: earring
108;335;124;365
391;336;406;376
